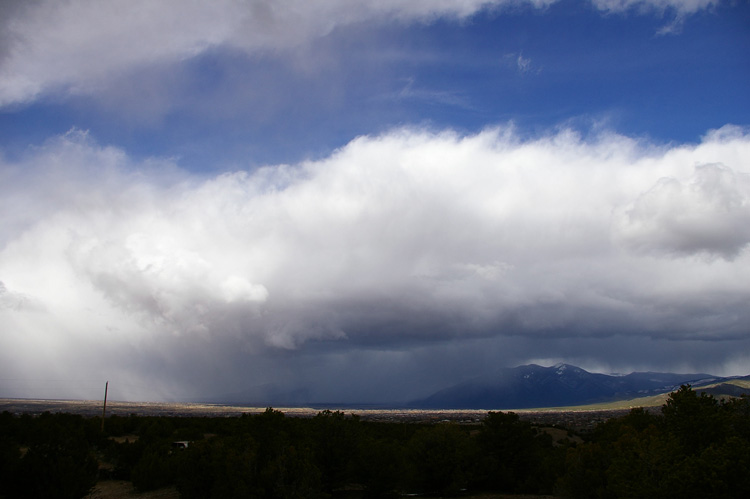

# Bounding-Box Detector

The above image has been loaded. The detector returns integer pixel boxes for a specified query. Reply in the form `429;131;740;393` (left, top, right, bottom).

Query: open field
6;374;745;422
0;397;629;432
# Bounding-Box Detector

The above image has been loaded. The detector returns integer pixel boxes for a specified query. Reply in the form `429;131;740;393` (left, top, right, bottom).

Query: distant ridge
409;363;738;410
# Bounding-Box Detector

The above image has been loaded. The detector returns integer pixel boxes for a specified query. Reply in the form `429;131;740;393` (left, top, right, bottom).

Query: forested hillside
1;386;748;498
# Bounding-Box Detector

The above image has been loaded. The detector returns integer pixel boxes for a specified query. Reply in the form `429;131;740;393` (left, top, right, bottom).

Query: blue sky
1;0;749;403
2;0;747;169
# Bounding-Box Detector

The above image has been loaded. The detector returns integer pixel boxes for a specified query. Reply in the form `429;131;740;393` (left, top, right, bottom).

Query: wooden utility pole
101;381;108;432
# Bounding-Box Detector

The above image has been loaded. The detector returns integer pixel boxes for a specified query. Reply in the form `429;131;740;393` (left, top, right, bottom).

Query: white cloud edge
590;0;719;15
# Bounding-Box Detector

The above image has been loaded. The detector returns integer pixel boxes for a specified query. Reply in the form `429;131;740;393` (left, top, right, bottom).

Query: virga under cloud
0;0;748;402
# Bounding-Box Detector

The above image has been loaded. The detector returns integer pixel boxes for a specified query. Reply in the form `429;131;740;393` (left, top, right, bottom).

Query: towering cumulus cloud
1;126;749;399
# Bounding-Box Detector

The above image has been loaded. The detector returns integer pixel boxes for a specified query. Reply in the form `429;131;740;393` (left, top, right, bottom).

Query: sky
1;0;749;404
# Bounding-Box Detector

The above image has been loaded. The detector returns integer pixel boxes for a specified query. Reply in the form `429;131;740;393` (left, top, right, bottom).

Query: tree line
0;385;748;498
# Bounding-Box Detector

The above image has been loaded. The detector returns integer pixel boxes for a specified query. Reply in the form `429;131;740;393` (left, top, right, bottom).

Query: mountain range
208;363;749;410
409;363;748;410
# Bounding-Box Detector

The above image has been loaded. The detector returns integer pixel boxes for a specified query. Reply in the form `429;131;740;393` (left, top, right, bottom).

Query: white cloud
1;125;749;399
590;0;719;15
0;0;558;106
613;163;750;259
591;0;720;33
1;0;725;107
517;53;533;73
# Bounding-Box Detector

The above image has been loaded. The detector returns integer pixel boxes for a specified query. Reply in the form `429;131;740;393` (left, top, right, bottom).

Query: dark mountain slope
411;363;721;409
